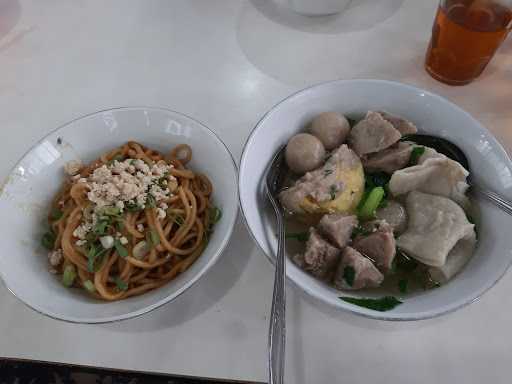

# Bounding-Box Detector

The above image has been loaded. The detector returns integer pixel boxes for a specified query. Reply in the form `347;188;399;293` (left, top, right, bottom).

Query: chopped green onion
62;265;77;287
83;280;96;293
51;208;64;220
210;206;222;224
93;220;110;236
340;296;403;312
408;146;425;166
114;239;129;258
146;194;156;208
173;215;185;227
358;186;385;220
149;230;160;246
101;206;122;217
41;230;56;250
343;266;356;287
114;276;128;291
115;221;124;231
125;202;142;212
87;243;108;273
285;232;309;242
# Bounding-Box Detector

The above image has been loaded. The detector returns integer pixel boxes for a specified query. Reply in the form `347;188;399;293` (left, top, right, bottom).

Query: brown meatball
285;133;325;174
309;112;351;150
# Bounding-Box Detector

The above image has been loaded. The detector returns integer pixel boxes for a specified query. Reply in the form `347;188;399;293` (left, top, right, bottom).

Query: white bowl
239;79;512;320
0;107;238;323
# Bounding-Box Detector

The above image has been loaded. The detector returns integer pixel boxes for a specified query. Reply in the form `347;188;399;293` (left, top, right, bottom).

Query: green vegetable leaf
351;226;370;239
398;279;408;294
365;172;390;189
285;232;309;242
114;239;129;258
340;296;403;312
343;266;356;287
114;276;128;291
51;208;64;220
378;199;388;209
329;185;338;200
41;230;56;250
408;146;425;166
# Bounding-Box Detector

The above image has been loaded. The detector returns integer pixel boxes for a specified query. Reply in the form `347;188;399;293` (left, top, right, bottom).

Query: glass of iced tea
425;0;512;85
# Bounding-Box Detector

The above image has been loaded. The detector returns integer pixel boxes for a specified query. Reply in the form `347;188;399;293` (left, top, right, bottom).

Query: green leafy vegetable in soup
340;296;403;312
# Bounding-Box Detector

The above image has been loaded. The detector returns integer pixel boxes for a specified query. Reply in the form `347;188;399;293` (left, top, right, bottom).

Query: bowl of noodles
0;107;238;323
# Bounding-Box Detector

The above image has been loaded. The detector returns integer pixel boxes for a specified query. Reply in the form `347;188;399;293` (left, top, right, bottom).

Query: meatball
285;133;325;174
375;200;408;235
309;112;351;150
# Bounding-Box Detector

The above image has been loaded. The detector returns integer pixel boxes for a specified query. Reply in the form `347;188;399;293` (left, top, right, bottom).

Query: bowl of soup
238;79;512;320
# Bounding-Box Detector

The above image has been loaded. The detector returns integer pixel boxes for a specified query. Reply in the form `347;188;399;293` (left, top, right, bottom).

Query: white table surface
1;0;511;382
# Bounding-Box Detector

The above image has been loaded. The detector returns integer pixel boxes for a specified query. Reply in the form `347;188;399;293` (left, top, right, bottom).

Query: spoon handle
472;184;512;216
267;191;286;384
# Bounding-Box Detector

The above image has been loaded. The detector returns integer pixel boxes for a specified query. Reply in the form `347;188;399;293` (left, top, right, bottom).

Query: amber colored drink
425;0;512;85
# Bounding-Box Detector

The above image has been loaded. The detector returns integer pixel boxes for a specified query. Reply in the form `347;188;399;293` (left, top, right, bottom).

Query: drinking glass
425;0;512;85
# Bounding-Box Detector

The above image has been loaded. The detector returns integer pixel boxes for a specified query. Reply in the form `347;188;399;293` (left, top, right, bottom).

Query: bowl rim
0;106;239;324
238;78;512;321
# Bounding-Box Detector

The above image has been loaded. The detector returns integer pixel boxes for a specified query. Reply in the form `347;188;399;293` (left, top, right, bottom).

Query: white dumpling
397;191;474;267
388;147;469;207
429;231;477;282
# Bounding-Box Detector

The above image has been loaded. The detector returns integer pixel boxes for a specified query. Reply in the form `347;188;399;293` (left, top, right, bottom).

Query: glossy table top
0;0;511;383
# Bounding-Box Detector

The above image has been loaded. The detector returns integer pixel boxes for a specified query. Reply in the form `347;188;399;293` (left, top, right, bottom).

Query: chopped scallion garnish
62;265;77;287
114;276;128;291
358;186;385;220
83;280;96;293
114;239;129;258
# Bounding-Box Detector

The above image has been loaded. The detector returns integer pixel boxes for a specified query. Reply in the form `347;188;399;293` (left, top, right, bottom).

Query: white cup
288;0;352;15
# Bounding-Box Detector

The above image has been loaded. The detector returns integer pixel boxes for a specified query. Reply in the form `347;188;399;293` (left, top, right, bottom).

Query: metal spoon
404;134;512;216
265;146;287;384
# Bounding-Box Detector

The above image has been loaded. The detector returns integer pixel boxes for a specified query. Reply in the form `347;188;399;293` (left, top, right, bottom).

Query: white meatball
309;112;351;150
285;133;326;174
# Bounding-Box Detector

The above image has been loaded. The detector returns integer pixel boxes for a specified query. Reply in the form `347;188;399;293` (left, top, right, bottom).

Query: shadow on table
0;0;21;39
102;215;255;332
236;0;409;86
247;0;405;35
